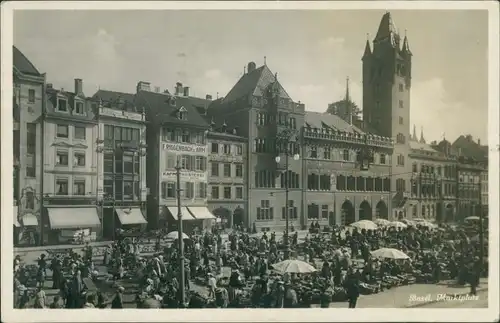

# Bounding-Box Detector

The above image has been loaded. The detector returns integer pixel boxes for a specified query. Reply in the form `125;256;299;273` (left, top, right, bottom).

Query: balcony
303;128;393;148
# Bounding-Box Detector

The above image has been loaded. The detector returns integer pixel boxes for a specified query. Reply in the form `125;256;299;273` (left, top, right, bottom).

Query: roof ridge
13;45;41;76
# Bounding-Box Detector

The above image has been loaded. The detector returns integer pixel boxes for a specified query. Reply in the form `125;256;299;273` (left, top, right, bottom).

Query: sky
13;9;489;144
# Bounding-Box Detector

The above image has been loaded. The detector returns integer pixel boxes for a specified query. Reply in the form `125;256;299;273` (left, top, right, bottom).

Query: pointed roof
13;46;41;76
402;34;412;55
222;64;292;104
362;38;372;59
374;12;399;46
412;125;417;141
419;127;426;144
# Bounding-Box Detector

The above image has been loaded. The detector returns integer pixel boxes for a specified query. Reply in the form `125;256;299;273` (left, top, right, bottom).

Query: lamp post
275;141;299;260
174;158;186;307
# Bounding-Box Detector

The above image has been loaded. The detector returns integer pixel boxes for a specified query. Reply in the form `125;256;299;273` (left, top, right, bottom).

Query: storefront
115;207;148;231
14;206;40;246
187;206;216;230
45;207;101;244
166;206;200;233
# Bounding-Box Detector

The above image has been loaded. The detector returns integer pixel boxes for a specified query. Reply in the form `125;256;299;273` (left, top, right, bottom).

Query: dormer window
177;106;187;120
75;101;84;115
170;97;177;107
57;98;68;112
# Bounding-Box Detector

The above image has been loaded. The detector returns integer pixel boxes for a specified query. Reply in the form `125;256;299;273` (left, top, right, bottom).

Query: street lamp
174;158;186;307
275;142;300;260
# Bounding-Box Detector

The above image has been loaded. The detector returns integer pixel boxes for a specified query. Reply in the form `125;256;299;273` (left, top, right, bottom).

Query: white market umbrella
465;216;480;221
374;219;391;226
401;219;415;226
390;221;408;229
350;220;378;231
166;231;190;240
371;248;410;260
471;234;488;243
416;221;437;229
271;259;317;274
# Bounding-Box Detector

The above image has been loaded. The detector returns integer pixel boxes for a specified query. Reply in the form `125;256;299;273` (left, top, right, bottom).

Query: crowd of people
13;219;487;309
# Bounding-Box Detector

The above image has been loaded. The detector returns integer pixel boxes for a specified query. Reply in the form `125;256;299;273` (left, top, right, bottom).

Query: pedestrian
111;286;124;308
346;278;360;308
34;286;46;309
207;273;217;298
49;295;63;309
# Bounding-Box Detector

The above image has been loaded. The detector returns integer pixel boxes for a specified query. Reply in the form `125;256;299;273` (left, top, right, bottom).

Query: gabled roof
13;46;41;76
135;91;209;129
305;111;364;134
222;64;291;104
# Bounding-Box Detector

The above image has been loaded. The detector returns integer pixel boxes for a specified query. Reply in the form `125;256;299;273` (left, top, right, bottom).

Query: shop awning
115;208;147;225
47;207;101;229
168;206;195;221
188;207;216;220
22;213;38;226
14;206;20;227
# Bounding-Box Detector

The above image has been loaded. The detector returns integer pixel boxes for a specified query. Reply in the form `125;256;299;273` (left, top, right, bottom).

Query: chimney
183;86;190;97
74;78;83;95
154;86;160;93
247;61;256;73
136;81;151;93
478;138;481;145
175;82;183;96
466;134;473;142
206;94;212;101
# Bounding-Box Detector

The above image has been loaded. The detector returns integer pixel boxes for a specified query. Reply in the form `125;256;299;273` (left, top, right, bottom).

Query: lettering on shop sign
100;107;143;121
163;171;207;181
162;143;207;153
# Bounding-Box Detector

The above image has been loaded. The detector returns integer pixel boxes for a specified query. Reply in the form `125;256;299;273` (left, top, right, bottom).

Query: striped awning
21;214;38;226
167;206;195;221
187;207;216;220
115;208;147;225
47;207;101;229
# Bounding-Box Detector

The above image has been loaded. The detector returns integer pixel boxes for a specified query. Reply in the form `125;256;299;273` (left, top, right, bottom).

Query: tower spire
362;33;372;60
412;124;417;141
419;126;426;144
402;30;412;55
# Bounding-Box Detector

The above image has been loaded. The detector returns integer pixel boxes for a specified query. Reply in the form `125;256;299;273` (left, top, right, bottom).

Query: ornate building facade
13;46;46;246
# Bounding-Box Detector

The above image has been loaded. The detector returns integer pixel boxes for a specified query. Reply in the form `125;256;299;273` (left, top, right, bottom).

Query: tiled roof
305;111;364;134
452;135;488;161
13;46;41;76
45;88;96;121
92;89;136;105
222;65;291;104
409;140;438;153
135;91;209;129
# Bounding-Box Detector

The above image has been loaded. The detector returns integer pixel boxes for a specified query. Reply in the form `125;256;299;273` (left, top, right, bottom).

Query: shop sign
100;107;143;121
162;143;207;154
162;171;207;181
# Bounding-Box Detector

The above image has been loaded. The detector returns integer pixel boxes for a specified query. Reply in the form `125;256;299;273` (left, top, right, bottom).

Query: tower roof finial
412;124;417;141
419;126;426;144
264;56;267;65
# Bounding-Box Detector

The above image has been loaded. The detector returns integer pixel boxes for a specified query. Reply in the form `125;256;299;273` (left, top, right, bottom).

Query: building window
123;181;134;200
57;98;68;112
307;204;320;219
166;182;176;198
321;205;329;219
380;154;386;164
181;155;190;170
211;162;219;176
75;101;84;114
281;200;298;220
235;187;243;199
396;178;405;192
223;144;231;154
323;147;331;159
257;112;266;126
123;154;133;173
114;179;123;200
399;84;404;92
211;143;219;153
103;178;113;197
319;174;331;191
223;187;231;199
289;117;296;129
181;129;190;143
178;110;187;121
185;182;194;199
223;163;231;177
254;138;266;153
399;100;404;109
235;164;243;177
26;123;36;177
161;182;167;199
74;126;86;140
56;178;68;195
104;153;114;173
25;191;35;209
412;163;417;172
256;200;273;220
73;152;85;167
73;180;85;195
256;170;276;188
56;124;69;138
310;146;317;158
397;154;405;166
422;205;426;217
211;186;219;199
399;117;403;125
198;182;207;198
195;156;206;171
236;144;243;155
343;149;350;161
28;89;36;103
396;133;406;144
56;151;69;166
